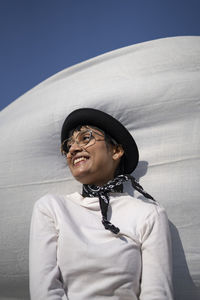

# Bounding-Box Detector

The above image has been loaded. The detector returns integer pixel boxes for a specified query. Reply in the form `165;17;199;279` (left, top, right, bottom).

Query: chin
74;176;95;185
73;174;101;186
72;171;92;185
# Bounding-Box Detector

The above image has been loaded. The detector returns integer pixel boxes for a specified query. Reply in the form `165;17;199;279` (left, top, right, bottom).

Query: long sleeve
139;206;173;300
29;197;68;300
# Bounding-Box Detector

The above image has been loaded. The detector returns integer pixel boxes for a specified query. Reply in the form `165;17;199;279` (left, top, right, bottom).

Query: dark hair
68;125;125;176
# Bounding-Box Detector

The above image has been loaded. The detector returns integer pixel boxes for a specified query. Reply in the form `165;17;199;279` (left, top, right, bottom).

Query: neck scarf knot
82;174;155;235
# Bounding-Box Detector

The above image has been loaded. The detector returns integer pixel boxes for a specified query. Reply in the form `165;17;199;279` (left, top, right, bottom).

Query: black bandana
82;174;155;235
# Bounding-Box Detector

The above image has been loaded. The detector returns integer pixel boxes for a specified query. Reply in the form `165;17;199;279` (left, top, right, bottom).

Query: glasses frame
61;129;105;155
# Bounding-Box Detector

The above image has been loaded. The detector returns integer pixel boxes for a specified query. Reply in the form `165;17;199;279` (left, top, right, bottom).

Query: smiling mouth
73;156;89;165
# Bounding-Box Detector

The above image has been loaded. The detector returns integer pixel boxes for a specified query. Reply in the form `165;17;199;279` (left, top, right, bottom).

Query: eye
83;134;90;140
81;134;91;144
79;131;94;144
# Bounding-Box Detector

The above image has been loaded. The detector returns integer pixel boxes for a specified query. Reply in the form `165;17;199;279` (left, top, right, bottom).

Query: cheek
94;149;114;168
66;158;75;173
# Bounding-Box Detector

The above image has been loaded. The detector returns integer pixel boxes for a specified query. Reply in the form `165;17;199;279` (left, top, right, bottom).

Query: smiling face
65;126;124;186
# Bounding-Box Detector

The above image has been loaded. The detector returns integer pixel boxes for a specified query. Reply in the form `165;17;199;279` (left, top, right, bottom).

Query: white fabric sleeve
29;198;68;300
139;206;174;300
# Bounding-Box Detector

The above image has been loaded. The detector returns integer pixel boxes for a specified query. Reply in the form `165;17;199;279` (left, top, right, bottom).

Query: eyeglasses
61;129;105;155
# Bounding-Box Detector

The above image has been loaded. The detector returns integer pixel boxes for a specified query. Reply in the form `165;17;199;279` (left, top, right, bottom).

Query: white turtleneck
29;192;173;300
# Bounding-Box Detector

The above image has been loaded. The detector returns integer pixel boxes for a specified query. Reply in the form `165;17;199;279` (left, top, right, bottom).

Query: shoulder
34;193;59;209
120;194;170;241
113;192;165;212
33;192;79;215
112;193;168;225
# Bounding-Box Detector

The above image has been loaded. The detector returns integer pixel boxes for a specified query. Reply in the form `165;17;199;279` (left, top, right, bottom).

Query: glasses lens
62;130;95;154
78;130;95;147
66;138;73;152
61;139;71;154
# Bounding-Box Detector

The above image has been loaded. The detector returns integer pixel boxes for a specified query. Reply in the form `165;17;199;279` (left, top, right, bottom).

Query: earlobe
113;153;119;159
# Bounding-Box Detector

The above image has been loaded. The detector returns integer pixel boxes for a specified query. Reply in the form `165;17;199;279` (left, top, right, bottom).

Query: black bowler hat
61;108;139;174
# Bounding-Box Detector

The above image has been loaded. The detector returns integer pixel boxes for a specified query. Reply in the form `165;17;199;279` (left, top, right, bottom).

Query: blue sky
1;0;200;111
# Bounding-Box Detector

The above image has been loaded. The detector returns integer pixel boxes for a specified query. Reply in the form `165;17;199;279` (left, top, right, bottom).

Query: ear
112;145;124;161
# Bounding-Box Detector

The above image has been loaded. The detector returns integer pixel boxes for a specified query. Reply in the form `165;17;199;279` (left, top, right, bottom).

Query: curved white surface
0;36;200;299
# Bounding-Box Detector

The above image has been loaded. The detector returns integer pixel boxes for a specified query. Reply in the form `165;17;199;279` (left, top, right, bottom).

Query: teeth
74;157;87;165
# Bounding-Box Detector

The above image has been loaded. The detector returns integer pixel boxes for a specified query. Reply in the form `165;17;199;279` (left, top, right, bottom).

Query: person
29;108;173;300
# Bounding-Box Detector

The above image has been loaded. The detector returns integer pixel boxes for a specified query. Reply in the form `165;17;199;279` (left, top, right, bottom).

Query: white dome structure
0;36;200;299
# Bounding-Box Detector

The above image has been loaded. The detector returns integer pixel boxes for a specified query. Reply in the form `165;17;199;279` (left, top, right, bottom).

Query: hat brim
61;108;139;174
